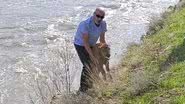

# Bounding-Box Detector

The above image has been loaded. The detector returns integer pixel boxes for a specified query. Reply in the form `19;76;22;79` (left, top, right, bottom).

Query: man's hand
98;43;108;48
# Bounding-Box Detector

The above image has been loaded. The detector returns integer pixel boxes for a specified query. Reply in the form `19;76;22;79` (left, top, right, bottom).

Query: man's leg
74;44;93;92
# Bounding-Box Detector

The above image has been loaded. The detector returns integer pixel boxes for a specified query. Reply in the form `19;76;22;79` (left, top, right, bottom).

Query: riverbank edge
91;1;185;104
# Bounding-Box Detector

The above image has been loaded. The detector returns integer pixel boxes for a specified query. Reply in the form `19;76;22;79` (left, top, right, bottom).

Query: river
0;0;178;104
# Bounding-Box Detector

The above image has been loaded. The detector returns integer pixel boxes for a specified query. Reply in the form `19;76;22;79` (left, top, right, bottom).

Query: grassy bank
52;1;185;104
91;1;185;104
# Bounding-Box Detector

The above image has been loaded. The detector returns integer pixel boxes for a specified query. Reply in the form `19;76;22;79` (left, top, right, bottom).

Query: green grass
161;62;185;89
92;5;185;104
87;3;185;104
117;6;185;104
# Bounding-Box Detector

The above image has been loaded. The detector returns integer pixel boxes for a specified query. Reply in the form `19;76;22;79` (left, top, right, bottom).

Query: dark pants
74;44;93;92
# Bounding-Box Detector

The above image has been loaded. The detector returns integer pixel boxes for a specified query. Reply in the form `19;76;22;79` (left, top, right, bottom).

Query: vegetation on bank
91;1;185;104
51;1;185;104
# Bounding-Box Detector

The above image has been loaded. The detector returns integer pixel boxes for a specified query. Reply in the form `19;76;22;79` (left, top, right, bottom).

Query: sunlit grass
52;2;185;104
89;3;185;104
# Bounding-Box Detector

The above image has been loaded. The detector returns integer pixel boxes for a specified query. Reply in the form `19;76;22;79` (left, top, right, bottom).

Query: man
74;8;108;93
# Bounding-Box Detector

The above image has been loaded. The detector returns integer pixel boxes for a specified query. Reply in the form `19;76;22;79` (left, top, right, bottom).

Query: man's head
93;8;105;25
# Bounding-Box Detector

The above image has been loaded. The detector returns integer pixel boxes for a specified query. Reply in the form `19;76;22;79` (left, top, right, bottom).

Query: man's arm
100;32;106;43
82;33;98;64
99;32;107;48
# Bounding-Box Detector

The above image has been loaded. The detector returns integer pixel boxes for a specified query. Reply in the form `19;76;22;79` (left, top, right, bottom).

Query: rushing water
0;0;178;104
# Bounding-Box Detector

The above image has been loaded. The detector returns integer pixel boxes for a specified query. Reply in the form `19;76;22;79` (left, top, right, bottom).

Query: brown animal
92;43;112;80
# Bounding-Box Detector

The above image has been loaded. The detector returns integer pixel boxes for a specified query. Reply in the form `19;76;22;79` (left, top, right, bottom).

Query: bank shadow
161;37;185;70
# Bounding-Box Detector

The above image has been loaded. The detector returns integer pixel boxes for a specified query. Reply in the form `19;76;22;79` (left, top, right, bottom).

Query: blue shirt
74;16;107;46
